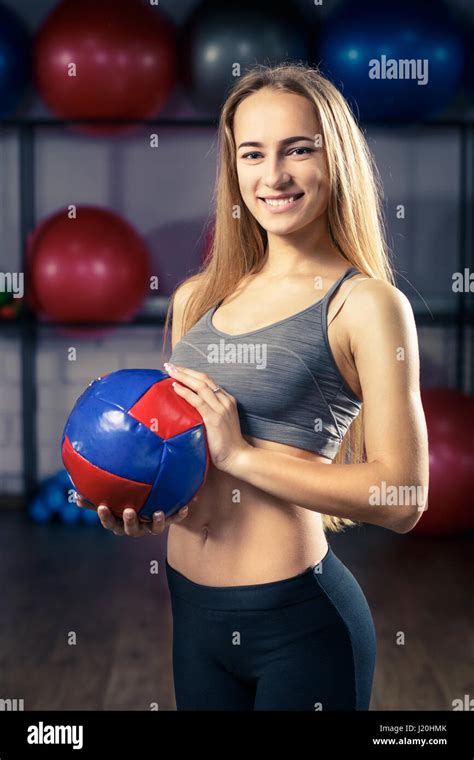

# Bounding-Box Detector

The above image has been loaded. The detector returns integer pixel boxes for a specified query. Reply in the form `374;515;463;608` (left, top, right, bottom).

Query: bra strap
324;266;359;302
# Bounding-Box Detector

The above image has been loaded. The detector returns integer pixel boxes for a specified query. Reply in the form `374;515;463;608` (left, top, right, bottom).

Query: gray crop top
169;266;363;459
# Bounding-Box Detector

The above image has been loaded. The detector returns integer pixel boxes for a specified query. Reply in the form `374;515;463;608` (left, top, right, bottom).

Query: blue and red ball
61;369;209;521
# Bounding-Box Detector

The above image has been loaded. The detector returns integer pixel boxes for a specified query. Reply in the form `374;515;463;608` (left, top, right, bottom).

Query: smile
258;193;304;213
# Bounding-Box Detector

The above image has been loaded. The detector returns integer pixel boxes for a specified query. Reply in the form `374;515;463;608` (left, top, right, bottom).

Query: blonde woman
78;63;429;711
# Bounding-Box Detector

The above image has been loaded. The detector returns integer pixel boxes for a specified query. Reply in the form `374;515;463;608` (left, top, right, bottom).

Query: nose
263;155;292;189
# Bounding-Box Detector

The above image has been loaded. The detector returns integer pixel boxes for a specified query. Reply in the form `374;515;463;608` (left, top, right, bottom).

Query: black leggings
165;544;376;711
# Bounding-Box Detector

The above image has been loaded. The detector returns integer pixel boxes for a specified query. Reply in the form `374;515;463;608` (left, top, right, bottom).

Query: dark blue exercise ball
179;0;312;114
318;0;465;121
0;3;31;117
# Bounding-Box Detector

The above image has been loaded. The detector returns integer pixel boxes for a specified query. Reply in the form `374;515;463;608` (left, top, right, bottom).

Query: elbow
394;508;422;534
393;494;428;534
376;464;429;534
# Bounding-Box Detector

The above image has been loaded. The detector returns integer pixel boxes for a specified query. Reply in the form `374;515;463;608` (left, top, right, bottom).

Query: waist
167;458;328;584
165;544;343;610
166;511;328;586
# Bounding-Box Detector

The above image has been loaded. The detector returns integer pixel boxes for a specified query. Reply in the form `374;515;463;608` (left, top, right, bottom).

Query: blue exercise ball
319;0;465;121
0;3;31;117
29;494;51;524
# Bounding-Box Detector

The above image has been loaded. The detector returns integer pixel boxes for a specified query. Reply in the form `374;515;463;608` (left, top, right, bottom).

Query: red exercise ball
412;388;474;537
27;206;151;324
33;0;177;136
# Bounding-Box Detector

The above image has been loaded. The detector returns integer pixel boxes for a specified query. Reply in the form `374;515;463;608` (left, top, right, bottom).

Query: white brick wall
0;328;167;493
4;349;20;383
0;445;22;471
38;445;64;476
64;352;122;383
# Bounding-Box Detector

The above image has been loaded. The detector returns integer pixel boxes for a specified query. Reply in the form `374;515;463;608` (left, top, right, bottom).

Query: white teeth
263;195;300;206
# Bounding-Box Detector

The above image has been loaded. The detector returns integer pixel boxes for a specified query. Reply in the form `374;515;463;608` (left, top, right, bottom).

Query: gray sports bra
169;266;363;459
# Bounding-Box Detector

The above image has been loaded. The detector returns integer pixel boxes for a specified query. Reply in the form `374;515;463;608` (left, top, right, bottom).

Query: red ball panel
129;377;205;439
62;434;151;517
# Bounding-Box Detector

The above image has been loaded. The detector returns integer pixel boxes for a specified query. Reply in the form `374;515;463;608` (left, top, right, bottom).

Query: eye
241;147;314;160
241;151;262;160
289;147;314;156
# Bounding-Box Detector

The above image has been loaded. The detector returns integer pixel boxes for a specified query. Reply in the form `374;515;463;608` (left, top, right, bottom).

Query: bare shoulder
345;276;417;353
348;276;413;319
171;274;204;348
173;274;204;306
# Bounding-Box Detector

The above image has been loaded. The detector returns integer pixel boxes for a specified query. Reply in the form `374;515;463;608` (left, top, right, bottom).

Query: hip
165;543;376;663
166;544;377;710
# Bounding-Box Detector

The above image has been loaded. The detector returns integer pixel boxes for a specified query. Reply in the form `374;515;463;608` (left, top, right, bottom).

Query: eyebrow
237;136;315;150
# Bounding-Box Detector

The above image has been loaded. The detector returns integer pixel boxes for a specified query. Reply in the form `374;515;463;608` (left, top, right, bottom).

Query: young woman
77;63;429;711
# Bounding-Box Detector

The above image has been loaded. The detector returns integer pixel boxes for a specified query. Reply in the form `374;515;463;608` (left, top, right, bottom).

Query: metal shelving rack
0;116;473;506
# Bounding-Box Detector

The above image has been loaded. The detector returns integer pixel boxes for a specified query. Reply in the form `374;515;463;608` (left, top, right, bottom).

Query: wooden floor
0;512;472;710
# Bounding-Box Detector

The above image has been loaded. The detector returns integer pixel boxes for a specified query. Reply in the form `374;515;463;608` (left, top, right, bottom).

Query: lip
258;193;304;213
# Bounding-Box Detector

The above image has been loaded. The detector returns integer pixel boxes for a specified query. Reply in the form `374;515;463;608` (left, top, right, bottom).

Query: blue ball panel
64;395;164;485
88;368;168;411
139;426;207;518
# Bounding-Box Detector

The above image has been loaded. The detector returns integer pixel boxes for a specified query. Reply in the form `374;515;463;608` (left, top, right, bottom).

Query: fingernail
154;512;164;520
182;506;189;514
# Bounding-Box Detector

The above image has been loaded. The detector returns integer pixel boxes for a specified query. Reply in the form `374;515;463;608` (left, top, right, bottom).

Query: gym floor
1;513;472;711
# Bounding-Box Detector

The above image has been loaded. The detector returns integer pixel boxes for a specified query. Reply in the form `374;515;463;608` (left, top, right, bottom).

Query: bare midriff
166;435;332;587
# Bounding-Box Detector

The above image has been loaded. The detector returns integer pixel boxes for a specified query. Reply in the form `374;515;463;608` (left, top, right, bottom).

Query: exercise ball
412;388;474;536
27;470;69;523
319;0;465;121
27;206;151;325
179;0;311;113
61;369;210;520
0;3;31;117
33;0;177;136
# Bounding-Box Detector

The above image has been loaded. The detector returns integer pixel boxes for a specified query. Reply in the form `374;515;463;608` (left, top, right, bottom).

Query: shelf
0;310;472;331
1;117;474;129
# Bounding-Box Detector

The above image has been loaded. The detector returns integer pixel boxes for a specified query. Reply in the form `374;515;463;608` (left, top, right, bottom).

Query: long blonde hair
162;61;395;533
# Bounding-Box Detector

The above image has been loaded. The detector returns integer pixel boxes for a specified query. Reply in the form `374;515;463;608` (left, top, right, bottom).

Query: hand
163;362;251;473
75;494;189;537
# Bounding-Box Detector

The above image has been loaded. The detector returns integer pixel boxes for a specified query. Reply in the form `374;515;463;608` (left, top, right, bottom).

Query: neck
260;224;346;278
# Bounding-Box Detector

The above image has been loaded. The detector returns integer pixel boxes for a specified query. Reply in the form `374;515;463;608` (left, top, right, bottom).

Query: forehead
233;89;319;143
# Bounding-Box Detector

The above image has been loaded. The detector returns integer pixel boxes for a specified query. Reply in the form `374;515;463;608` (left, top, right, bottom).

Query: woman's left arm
224;280;429;534
167;280;429;534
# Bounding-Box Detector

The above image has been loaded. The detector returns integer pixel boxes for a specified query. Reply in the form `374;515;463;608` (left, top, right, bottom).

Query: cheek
236;167;254;195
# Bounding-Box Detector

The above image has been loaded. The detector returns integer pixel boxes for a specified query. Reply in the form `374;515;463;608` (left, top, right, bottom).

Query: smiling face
233;88;331;236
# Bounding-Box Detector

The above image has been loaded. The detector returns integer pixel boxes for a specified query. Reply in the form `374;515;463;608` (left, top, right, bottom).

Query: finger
123;508;146;537
98;505;125;535
148;511;167;535
166;364;217;386
170;366;232;403
75;493;94;509
172;379;223;415
166;366;225;409
165;506;190;525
